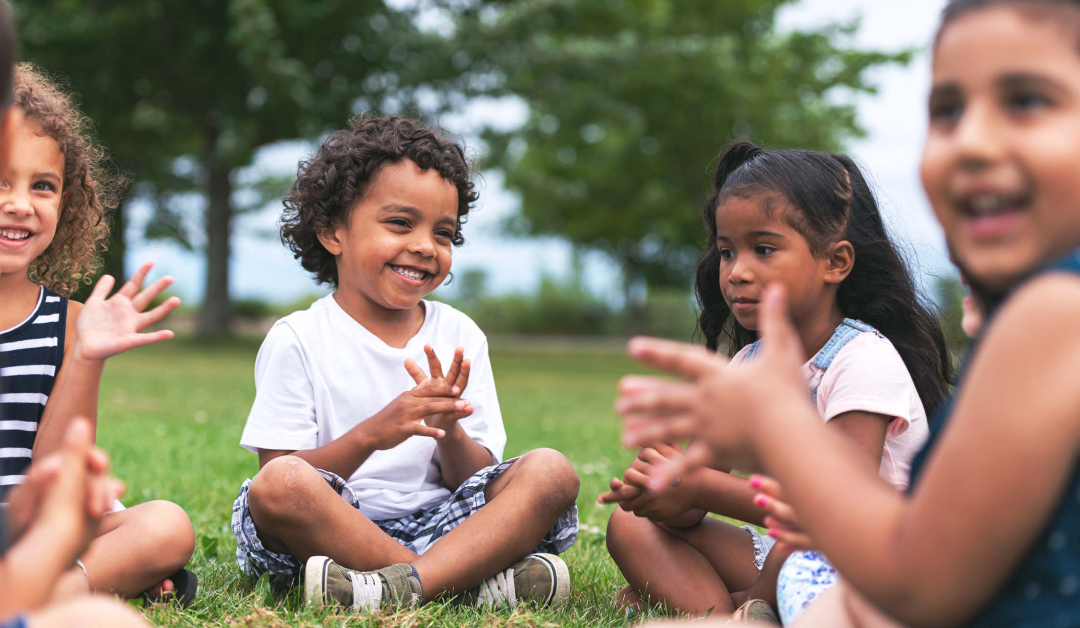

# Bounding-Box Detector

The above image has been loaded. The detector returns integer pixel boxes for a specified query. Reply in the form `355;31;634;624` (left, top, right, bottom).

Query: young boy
231;114;580;611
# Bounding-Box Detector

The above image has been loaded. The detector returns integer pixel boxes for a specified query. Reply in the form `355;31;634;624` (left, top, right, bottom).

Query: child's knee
31;596;150;628
139;500;195;567
247;455;319;516
518;448;580;509
605;507;636;555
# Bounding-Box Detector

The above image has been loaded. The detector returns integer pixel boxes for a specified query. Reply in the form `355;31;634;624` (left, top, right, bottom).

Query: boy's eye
718;248;734;261
387;218;410;228
755;245;776;256
32;181;56;192
435;229;454;240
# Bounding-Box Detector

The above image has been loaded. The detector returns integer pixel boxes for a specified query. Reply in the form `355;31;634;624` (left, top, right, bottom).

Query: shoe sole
531;553;571;608
304;555;332;607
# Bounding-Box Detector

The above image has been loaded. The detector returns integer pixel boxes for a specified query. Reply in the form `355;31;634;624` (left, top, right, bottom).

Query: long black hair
694;141;953;417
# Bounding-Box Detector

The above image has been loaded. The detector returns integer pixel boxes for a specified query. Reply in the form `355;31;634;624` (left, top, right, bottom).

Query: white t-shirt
240;295;507;521
731;332;929;488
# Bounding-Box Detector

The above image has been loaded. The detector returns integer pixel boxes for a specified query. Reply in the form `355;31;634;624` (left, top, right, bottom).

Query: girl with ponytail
602;141;951;622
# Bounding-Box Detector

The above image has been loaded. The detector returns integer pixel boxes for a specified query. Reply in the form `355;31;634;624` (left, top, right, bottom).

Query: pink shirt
731;332;929;488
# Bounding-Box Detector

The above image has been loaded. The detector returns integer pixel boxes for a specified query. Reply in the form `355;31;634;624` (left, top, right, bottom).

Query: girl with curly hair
0;64;197;606
231;113;580;613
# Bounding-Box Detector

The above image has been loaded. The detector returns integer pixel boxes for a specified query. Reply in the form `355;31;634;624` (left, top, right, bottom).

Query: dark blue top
0;286;67;503
909;250;1080;627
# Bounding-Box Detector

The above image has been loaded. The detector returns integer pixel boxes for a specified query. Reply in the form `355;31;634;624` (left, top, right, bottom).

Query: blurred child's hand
359;379;471;450
404;345;473;434
750;474;815;551
616;286;812;489
73;261;181;363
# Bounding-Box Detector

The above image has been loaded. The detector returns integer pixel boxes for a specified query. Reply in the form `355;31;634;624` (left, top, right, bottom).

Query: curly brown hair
280;114;478;286
16;63;122;297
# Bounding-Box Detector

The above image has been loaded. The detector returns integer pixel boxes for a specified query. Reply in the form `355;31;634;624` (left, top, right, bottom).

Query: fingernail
755;496;767;507
452;386;461;395
455;401;465;409
749;475;761;488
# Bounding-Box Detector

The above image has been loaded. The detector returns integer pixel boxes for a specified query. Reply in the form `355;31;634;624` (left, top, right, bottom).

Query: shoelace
348;571;383;611
476;567;516;608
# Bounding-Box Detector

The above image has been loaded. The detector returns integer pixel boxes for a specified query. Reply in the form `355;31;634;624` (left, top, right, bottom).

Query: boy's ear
824;240;855;284
317;222;345;256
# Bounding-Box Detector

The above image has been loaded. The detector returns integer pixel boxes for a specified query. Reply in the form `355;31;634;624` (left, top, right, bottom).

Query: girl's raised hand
74;261;181;362
616;285;811;489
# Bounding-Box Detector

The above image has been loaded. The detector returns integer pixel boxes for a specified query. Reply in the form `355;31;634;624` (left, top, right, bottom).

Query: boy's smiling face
320;159;458;313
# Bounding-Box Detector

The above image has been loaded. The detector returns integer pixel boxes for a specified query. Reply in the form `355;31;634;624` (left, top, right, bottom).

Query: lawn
97;335;658;627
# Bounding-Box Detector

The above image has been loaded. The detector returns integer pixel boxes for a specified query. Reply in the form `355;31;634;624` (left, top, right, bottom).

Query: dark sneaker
304;557;423;611
461;553;570;608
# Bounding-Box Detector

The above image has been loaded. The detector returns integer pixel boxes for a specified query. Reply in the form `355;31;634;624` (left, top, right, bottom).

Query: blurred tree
448;0;910;301
13;0;462;335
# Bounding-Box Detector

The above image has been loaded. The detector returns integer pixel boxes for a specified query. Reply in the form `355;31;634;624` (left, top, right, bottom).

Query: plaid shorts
231;456;579;579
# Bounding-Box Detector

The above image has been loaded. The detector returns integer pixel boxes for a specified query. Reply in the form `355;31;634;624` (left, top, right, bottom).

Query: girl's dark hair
694;141;953;417
280;113;477;287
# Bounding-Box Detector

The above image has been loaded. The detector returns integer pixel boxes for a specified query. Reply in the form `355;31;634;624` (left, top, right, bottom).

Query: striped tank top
0;285;66;500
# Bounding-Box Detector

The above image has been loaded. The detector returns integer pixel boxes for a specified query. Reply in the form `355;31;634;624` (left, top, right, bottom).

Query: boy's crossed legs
241;448;579;607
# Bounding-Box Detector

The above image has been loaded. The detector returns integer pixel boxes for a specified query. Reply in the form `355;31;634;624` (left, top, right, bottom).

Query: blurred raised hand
615;285;812;490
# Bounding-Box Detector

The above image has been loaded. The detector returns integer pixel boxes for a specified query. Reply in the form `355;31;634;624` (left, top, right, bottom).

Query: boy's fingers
417;399;470;417
413;380;456;398
404;359;428;386
453;359;471;392
409;423;446;440
759;284;806;365
626;337;719;380
118;261;154;298
444;347;464;387
424;344;445;380
132;276;174;312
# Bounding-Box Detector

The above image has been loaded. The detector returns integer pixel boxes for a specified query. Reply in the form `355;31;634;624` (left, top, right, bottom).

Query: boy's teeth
967;194;1017;215
0;228;30;240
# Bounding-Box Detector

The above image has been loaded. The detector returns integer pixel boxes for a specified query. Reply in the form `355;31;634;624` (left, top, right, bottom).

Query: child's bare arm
33;263;179;458
257;378;464;478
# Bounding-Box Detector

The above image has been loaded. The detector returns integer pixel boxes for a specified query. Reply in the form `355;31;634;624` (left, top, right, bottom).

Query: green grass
97;336;657;627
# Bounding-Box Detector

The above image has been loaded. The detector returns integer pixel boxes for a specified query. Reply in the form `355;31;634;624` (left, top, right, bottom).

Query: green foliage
98;337;686;626
452;0;911;291
12;0;465;333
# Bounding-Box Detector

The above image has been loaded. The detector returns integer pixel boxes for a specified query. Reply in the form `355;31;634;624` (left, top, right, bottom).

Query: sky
124;0;954;306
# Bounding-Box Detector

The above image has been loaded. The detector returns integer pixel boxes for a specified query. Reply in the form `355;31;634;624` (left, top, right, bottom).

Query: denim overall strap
743;318;879;366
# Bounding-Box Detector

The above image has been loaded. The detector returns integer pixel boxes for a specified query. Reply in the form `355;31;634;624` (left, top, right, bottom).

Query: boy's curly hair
280;114;477;286
16;63;123;297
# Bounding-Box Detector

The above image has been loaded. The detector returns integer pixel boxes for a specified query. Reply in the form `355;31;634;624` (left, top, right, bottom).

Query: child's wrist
71;343;105;367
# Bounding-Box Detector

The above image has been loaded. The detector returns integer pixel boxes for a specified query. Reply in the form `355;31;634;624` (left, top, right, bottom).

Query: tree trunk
197;152;233;337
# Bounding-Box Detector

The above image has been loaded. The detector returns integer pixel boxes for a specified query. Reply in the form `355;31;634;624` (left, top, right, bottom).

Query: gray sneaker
461;553;571;608
304;557;423;611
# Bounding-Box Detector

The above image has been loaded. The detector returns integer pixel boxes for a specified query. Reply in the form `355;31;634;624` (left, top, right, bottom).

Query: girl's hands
357;379;471;451
750;474;815;551
598;443;702;522
616;285;811;489
73;261;181;362
404;345;473;434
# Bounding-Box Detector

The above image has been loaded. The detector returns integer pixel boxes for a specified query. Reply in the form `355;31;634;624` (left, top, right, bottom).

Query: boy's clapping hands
404;344;473;435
